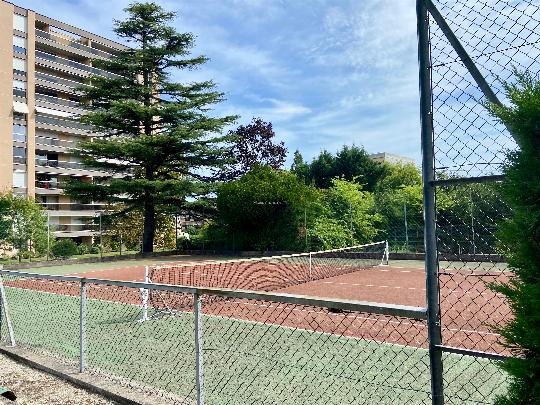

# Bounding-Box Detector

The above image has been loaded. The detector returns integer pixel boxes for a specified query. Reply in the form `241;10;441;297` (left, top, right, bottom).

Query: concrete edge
0;346;172;405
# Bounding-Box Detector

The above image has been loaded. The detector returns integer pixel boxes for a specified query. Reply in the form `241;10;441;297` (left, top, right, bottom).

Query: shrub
51;239;78;259
77;243;89;255
486;71;540;404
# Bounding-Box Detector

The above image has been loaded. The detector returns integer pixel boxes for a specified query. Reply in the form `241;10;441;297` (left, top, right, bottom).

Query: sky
18;0;421;166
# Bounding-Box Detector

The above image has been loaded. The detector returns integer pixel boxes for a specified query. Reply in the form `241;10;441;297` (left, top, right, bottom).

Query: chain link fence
0;270;513;404
420;0;540;403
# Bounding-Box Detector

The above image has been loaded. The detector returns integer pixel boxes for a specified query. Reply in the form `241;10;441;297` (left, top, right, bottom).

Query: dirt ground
0;353;115;405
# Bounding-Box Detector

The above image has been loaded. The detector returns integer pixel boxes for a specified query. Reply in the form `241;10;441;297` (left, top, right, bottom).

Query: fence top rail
0;269;426;320
152;240;388;270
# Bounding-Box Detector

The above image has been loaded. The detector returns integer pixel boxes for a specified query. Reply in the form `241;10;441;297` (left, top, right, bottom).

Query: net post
0;273;16;347
140;266;149;322
194;292;205;405
308;253;312;281
79;279;87;373
382;241;390;265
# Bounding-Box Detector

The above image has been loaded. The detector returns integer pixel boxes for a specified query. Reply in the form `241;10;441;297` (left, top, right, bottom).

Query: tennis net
144;241;388;313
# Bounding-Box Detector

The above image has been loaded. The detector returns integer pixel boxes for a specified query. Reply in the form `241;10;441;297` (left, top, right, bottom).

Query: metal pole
0;274;16;347
46;212;50;261
119;230;122;256
417;1;444;404
79;280;87;373
304;207;308;252
194;292;204;405
99;212;103;260
404;202;409;249
308;252;312;281
175;214;178;250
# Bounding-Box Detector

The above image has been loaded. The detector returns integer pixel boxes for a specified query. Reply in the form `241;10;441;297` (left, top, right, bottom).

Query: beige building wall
0;1;14;193
26;10;36;197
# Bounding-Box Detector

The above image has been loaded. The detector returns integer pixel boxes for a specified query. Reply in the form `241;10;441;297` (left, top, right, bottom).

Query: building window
13;124;26;143
13;170;26;188
13;80;26;90
13;35;26;54
13;112;26;122
13;14;27;33
13;146;26;158
13;58;26;74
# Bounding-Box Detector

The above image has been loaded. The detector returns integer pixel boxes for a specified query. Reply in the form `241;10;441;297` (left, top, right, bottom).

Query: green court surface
1;286;508;404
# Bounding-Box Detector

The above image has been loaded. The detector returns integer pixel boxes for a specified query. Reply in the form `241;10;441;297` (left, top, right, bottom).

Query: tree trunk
142;201;155;253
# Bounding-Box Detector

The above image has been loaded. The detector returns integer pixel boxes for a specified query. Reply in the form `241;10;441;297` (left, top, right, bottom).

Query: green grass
0;287;508;404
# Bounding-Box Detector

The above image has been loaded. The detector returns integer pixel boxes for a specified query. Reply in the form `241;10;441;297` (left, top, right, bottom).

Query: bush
51;239;78;259
90;245;101;254
77;243;89;255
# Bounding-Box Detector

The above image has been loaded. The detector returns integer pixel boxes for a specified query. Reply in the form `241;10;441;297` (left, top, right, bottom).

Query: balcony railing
36;71;84;90
35;50;118;79
35;136;77;149
35;158;87;170
35;29;113;59
36;93;82;109
35;180;60;190
13;156;26;165
40;202;102;211
53;223;98;232
36;114;93;132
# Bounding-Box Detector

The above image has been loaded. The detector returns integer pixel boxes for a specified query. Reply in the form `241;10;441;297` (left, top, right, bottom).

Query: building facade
0;1;125;244
368;152;415;165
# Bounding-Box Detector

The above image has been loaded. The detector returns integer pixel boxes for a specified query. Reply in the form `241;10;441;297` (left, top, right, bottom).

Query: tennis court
15;242;511;354
1;242;511;402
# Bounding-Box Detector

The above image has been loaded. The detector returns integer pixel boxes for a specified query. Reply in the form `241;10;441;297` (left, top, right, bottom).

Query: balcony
36;93;81;108
13;156;27;165
35;50;119;79
35;158;109;177
35;113;95;136
52;223;99;237
35;136;77;152
35;29;113;60
35;180;62;195
41;202;102;217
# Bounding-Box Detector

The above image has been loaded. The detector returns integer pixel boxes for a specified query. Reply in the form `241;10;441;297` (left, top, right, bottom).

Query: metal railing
35;159;84;170
35;136;77;149
35;29;113;59
35;50;118;79
40;202;101;211
36;114;92;132
0;269;435;404
36;93;81;108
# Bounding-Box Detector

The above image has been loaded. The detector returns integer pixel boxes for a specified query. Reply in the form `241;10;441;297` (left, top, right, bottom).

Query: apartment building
0;1;125;244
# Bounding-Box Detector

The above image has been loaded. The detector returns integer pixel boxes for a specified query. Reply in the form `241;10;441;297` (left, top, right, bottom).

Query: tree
309;178;381;250
65;2;237;253
295;145;388;191
484;71;540;405
0;194;47;261
374;163;424;251
221;117;287;180
214;165;316;251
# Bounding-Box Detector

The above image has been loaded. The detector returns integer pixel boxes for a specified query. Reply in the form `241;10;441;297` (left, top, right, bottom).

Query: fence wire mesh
426;0;540;403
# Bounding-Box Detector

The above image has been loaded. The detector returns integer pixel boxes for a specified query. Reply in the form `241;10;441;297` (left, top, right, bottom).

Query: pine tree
486;71;540;404
65;2;237;252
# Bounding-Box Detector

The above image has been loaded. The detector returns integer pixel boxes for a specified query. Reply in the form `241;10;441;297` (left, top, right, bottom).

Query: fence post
0;273;16;347
194;292;204;405
417;0;444;404
79;279;87;373
308;253;312;281
140;266;149;322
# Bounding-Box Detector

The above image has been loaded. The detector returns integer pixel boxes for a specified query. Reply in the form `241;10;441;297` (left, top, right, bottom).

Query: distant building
369;152;415;165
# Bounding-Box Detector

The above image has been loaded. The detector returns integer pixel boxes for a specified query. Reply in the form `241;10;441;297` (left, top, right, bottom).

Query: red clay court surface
9;259;512;354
